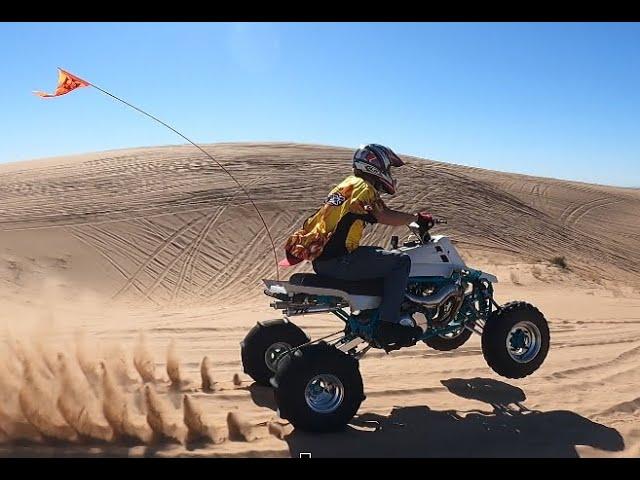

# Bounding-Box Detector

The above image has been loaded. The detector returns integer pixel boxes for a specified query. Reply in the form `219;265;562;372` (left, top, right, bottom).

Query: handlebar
407;214;447;243
409;216;447;229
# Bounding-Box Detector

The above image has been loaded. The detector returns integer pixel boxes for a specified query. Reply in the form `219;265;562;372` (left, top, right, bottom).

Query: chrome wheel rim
506;321;542;363
264;342;291;373
439;326;465;339
304;374;345;413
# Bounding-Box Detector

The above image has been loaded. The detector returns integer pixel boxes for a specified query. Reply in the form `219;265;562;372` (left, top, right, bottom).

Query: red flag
34;68;90;98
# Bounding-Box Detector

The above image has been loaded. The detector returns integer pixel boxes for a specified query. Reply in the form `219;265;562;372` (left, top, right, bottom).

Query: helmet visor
388;151;404;167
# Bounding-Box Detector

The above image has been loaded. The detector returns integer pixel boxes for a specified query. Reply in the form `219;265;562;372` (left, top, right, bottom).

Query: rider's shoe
376;320;422;350
398;314;417;328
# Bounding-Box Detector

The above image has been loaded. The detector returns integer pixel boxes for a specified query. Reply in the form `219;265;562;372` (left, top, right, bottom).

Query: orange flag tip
58;67;91;86
35;67;91;98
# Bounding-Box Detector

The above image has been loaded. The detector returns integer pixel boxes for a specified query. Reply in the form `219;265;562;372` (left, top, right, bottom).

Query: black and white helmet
353;144;404;195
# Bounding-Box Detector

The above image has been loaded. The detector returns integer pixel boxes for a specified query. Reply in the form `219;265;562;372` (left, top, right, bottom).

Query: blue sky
1;22;639;186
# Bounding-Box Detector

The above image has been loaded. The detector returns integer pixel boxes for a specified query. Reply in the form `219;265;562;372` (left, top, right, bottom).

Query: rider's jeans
312;246;411;324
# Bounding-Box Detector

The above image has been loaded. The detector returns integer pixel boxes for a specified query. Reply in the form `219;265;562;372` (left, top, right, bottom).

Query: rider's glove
416;211;434;229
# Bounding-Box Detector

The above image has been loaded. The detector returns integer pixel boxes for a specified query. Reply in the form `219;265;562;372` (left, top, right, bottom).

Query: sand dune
0;142;638;457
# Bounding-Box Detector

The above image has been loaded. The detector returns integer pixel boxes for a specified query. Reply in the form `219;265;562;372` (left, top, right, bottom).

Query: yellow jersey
283;175;385;264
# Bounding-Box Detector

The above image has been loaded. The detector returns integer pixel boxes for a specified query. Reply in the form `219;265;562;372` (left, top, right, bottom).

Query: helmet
353;144;404;195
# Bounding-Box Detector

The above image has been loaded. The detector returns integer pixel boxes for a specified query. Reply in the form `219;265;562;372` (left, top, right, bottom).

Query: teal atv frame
337;269;494;348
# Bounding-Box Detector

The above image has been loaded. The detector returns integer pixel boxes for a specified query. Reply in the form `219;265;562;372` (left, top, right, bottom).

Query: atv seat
289;273;384;296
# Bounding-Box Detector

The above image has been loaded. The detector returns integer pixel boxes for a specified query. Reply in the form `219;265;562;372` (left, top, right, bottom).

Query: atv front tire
424;326;473;351
482;301;550;379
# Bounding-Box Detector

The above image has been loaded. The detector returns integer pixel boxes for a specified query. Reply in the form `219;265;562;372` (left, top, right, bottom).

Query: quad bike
240;216;550;432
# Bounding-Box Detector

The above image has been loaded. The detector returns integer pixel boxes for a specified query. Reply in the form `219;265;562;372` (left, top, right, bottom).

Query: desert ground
0;143;639;457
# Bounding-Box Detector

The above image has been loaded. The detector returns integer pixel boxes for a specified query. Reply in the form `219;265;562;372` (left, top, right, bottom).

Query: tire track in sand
111;214;208;299
67;227;149;299
570;199;626;229
172;179;262;302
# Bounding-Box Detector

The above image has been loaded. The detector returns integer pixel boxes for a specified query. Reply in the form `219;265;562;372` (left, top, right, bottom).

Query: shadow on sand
248;383;278;411
285;377;624;458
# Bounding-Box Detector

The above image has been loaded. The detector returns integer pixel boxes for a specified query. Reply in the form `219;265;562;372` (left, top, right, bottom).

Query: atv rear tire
241;319;309;386
272;342;364;433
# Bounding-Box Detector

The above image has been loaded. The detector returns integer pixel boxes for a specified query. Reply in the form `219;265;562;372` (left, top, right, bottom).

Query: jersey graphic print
326;192;346;206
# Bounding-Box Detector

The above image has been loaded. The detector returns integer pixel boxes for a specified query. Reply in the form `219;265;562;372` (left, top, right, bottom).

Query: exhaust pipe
284;305;340;316
270;301;344;315
405;283;463;307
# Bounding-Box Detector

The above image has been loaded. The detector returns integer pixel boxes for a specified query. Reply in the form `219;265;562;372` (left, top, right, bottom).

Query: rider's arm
370;202;418;227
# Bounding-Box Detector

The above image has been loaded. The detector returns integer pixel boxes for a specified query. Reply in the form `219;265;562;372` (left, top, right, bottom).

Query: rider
280;144;432;346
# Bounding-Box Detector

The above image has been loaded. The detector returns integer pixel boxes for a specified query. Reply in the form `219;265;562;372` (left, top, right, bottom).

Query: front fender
479;272;498;283
464;268;498;284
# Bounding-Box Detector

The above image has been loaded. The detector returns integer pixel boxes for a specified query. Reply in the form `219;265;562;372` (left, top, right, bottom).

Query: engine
402;281;465;330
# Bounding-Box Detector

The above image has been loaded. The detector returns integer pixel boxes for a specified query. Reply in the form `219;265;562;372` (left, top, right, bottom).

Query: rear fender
263;279;382;311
